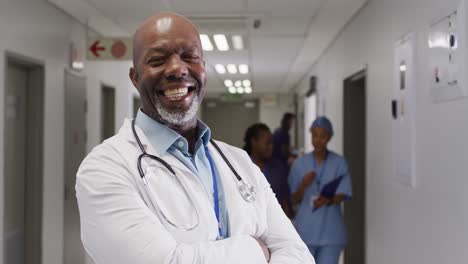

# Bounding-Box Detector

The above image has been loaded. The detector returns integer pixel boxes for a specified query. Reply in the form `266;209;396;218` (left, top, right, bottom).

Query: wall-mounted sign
429;0;468;101
87;37;132;61
393;33;416;187
261;94;278;107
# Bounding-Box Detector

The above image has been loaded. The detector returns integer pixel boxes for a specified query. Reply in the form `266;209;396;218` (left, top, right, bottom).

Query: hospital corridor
0;0;467;263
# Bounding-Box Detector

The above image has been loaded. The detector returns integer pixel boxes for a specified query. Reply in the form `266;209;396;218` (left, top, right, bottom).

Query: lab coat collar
119;119;193;174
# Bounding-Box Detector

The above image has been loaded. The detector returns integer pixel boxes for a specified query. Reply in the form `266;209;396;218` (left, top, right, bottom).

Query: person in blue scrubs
288;116;352;264
244;123;293;218
272;113;296;167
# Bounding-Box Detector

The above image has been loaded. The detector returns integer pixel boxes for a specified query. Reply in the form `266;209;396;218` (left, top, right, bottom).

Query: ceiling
49;0;367;94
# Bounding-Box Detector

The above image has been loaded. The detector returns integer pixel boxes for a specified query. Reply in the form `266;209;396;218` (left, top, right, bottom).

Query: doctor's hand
302;171;317;187
313;196;332;209
255;237;271;262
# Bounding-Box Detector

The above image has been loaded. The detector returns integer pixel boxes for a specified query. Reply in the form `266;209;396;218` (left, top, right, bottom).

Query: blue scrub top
262;158;290;203
288;151;352;246
272;128;290;165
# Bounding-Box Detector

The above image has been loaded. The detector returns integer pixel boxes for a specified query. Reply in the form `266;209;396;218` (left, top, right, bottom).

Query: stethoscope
131;119;256;233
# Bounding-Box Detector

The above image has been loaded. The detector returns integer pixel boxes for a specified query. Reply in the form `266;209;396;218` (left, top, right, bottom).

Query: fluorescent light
200;34;213;51
213;34;229;51
228;87;237;94
227;64;237;74
224;79;233;87
232;35;244;50
244;86;252;94
242;79;251;87
215;64;226;74
237;87;245;94
72;61;84;70
399;64;407;72
239;64;249;74
235;80;242;87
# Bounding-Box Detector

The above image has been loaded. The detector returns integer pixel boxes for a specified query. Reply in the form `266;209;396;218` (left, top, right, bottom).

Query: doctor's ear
129;67;139;89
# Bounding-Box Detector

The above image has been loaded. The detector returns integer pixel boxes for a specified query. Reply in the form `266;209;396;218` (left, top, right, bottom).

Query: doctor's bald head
129;13;207;127
131;13;202;68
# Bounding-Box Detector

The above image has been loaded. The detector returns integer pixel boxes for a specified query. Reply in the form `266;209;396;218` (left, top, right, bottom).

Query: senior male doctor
76;12;314;264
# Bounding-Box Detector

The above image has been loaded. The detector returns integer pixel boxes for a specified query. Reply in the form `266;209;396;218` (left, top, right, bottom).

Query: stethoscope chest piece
239;180;256;203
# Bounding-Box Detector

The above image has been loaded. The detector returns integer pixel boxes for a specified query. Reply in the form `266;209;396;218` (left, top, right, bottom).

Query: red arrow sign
90;40;106;57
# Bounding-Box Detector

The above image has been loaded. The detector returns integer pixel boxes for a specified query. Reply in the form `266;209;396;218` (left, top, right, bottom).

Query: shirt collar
135;109;211;155
197;119;211;148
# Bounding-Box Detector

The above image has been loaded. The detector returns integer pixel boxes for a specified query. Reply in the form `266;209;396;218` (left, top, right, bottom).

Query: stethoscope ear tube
209;139;256;203
133;119;176;176
209;139;242;182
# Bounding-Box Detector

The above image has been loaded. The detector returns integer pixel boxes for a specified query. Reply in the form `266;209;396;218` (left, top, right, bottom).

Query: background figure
272;113;296;167
288;116;352;264
244;123;293;218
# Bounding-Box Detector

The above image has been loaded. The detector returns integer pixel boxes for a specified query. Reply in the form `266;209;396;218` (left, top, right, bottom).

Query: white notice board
393;33;417;188
429;0;468;101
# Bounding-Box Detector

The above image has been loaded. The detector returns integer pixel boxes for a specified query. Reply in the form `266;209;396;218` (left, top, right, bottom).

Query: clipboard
312;175;344;211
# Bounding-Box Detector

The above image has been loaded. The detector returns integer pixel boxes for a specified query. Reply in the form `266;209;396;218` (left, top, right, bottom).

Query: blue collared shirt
135;110;229;238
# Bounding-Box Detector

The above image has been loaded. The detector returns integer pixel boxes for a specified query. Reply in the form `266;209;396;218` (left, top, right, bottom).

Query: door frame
3;51;45;264
63;68;88;264
342;68;367;264
100;83;116;142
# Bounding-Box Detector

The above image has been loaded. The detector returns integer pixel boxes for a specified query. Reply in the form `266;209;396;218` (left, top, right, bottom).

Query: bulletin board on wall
428;0;468;102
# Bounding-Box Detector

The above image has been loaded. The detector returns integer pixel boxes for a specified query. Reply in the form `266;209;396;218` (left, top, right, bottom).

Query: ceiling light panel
215;64;226;74
232;35;244;50
228;87;237;94
227;64;237;74
224;79;233;87
213;34;229;51
200;34;213;51
239;64;249;74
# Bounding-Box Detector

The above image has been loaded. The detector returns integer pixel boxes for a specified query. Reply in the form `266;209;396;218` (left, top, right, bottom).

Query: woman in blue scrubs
288;116;352;264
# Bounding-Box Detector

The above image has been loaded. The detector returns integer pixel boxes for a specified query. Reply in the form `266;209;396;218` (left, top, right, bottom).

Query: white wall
296;0;468;263
85;61;135;149
0;1;76;263
0;1;134;264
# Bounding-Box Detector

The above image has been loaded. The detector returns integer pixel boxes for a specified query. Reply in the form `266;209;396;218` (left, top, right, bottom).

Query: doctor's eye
147;57;166;66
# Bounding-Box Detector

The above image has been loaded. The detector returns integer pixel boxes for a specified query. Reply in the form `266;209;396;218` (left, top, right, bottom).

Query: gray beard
154;93;200;126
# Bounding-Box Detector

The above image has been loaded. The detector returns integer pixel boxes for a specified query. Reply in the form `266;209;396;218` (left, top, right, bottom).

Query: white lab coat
76;119;315;264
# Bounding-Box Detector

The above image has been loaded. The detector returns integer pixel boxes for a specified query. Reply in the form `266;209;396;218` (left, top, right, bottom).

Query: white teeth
164;87;189;100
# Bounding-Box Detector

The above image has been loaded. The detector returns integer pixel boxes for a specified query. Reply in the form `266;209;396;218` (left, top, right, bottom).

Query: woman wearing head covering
244;123;293;218
288;116;352;264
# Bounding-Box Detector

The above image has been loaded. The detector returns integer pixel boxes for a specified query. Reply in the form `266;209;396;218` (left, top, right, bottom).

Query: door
4;58;44;264
202;100;259;148
101;85;115;141
63;70;87;264
343;71;366;264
